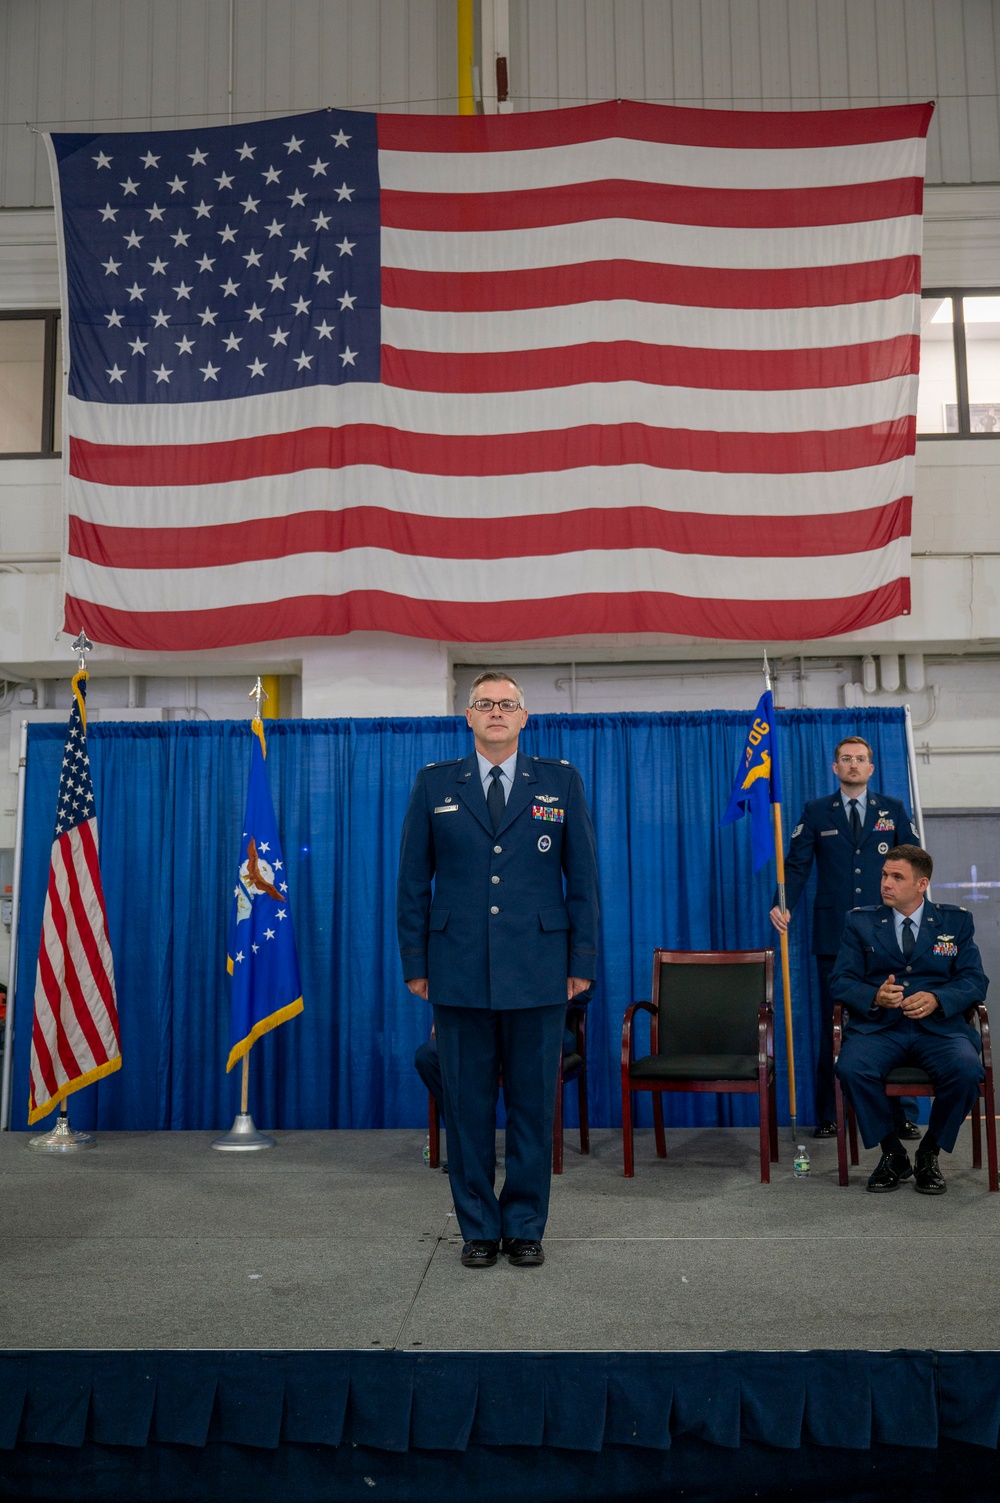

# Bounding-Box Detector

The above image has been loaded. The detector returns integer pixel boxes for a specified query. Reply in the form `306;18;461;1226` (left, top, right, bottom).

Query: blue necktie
901;917;915;959
848;799;862;844
487;766;505;833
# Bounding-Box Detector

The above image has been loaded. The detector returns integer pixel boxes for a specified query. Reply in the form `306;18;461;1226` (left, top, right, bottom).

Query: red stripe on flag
382;177;923;233
376;99;934;153
68;821;118;1025
47;837;110;1067
381;337;919;394
30;999;60;1103
66;578;911;652
69;498;912;571
382;257;921;313
69;418;916;487
38;869;93;1080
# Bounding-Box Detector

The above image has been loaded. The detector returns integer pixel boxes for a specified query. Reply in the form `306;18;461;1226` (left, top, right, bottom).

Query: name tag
532;804;565;823
433;805;459;814
820;829;838;837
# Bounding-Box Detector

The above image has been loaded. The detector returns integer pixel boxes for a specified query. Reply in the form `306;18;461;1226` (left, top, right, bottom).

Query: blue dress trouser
817;956;916;1126
432;1002;566;1242
836;1018;983;1153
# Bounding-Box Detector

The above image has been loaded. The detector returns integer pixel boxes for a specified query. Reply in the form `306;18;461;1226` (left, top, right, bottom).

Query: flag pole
212;677;276;1152
763;653;798;1137
28;633;98;1153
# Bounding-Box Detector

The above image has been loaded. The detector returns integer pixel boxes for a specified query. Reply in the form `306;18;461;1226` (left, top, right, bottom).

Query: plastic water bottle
422;1137;431;1165
793;1144;811;1178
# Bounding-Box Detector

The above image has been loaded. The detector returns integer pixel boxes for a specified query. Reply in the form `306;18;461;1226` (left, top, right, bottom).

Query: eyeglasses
470;698;523;713
836;755;871;765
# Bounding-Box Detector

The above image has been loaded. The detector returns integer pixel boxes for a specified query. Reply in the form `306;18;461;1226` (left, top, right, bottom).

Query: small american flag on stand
27;653;121;1124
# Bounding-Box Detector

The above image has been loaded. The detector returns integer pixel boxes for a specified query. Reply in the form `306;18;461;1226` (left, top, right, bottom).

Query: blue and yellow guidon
720;690;783;873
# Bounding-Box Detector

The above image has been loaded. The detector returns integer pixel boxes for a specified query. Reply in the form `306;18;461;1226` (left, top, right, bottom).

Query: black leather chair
621;949;778;1182
425;998;591;1176
832;1002;998;1190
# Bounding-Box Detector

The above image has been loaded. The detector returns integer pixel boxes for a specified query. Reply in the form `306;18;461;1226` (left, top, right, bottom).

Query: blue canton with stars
54;677;96;839
51;109;379;404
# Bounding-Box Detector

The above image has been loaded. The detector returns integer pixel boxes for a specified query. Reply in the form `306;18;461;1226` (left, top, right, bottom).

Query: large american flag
28;671;121;1123
48;100;931;650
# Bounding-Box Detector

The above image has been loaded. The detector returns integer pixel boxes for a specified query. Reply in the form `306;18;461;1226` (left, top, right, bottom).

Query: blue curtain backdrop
10;708;911;1132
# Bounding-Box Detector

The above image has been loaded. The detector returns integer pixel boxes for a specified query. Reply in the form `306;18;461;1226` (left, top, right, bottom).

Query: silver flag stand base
211;1113;276;1151
28;1113;96;1152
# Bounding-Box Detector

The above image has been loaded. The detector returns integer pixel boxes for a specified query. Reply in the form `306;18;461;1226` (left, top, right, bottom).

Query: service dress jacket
830;901;988;1045
777;790;916;955
397;750;600;1011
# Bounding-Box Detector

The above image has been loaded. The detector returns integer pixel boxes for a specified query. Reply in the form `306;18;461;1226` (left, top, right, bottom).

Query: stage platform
2;1123;999;1352
2;1124;1000;1502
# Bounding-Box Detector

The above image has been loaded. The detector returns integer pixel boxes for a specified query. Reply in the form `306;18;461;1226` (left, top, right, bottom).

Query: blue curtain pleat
738;1356;806;1448
283;1353;351;1446
409;1355;478;1451
214;1358;285;1448
803;1352;872;1447
870;1353;938;1446
151;1354;218;1446
90;1353;157;1447
347;1353;414;1451
11;709;909;1131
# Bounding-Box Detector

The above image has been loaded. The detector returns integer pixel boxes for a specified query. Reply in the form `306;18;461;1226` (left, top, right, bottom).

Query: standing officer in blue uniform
397;672;600;1269
832;845;987;1194
770;736;917;1138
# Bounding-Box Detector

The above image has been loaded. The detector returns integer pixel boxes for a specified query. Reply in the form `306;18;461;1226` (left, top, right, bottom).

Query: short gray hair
468;670;525;707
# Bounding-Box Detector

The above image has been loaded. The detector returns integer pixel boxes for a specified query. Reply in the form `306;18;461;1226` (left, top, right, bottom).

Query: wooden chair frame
621;949;778;1183
427;1000;591;1176
832;1002;998;1191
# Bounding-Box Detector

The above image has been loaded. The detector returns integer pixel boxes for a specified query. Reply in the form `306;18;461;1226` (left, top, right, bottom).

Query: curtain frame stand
1;720;28;1131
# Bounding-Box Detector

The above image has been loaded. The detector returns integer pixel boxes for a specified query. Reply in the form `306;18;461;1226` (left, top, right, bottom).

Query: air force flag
720;691;782;873
226;721;303;1071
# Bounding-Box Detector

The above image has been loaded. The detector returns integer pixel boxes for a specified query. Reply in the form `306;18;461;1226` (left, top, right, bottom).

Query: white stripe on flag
69;537;910;611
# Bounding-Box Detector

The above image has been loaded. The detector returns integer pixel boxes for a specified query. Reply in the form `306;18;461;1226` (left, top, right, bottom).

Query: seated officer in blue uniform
770;736;917;1138
831;844;987;1194
397;671;600;1269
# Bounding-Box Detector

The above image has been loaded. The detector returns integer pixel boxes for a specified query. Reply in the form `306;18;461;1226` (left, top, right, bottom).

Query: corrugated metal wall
508;0;1000;185
1;0;998;202
0;0;455;206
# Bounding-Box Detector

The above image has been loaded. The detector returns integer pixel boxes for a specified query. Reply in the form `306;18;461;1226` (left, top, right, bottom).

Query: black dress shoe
914;1151;947;1195
813;1121;837;1139
461;1239;499;1268
866;1150;913;1192
501;1238;545;1266
898;1120;922;1142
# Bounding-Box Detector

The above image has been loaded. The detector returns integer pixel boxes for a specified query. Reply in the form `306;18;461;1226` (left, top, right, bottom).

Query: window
918;290;1000;438
0;311;62;458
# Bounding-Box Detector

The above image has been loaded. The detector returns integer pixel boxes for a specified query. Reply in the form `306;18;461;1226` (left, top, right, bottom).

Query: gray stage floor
1;1125;997;1352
